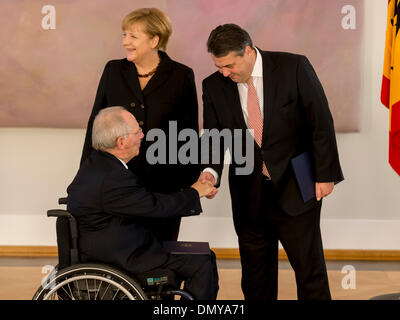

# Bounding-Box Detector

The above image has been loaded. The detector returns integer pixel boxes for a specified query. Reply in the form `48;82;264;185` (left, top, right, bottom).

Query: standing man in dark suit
199;24;343;300
68;106;219;300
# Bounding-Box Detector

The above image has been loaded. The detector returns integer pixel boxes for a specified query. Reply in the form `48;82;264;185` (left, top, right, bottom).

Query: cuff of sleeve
185;188;202;215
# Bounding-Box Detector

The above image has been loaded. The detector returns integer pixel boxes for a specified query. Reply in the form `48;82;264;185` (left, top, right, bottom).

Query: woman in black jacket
80;8;200;242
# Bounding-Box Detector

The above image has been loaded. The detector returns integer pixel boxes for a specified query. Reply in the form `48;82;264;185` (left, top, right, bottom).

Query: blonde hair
121;8;172;50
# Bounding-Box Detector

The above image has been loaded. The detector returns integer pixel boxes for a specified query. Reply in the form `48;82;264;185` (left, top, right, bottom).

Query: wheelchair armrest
47;210;78;239
58;197;67;205
47;209;80;261
47;210;73;218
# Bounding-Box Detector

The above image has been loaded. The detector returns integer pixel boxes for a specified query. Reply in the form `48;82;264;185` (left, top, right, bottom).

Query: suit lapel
260;50;278;147
143;51;172;97
142;69;169;97
121;60;145;104
222;77;248;130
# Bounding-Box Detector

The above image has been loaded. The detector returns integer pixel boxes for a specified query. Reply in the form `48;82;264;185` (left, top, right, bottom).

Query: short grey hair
92;106;131;151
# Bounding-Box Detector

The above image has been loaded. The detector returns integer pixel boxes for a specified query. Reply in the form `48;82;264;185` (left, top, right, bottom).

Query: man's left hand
315;182;334;201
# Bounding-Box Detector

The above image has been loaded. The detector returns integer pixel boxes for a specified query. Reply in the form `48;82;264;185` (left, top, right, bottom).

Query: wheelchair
33;198;194;300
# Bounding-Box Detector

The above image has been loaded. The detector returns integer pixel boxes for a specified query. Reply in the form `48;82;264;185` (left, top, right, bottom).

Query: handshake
191;172;219;199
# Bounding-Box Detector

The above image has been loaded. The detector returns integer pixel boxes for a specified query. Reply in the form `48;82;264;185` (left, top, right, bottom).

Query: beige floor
1;265;400;300
216;269;400;300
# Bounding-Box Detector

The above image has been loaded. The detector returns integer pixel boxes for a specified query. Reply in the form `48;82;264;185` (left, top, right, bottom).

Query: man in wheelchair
66;106;219;300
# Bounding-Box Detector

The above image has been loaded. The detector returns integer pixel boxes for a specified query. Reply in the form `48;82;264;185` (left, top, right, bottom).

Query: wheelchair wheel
33;264;147;300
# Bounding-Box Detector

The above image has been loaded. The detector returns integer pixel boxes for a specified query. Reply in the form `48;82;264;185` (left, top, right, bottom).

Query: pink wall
0;0;363;131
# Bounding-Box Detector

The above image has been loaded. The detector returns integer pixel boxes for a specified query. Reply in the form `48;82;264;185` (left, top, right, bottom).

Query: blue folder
291;151;316;202
291;151;343;203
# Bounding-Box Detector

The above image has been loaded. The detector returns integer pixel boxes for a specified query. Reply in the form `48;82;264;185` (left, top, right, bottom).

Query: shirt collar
252;47;263;78
118;158;129;169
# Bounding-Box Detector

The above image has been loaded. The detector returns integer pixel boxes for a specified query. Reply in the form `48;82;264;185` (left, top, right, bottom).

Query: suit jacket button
130;102;136;107
139;121;144;126
140;104;145;109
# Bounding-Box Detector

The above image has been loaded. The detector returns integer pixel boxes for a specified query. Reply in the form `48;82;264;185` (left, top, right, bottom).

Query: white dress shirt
237;47;264;128
203;48;264;184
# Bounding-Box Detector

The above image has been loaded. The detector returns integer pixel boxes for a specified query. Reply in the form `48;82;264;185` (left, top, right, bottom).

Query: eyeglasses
124;127;143;137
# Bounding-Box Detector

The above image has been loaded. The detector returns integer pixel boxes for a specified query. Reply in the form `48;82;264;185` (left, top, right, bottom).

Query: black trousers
237;180;331;300
159;250;219;300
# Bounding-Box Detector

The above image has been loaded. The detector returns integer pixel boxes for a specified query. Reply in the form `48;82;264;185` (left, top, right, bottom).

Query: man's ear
245;45;253;57
115;136;125;149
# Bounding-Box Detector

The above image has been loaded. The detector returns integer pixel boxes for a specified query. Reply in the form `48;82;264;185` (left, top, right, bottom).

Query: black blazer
202;50;343;227
81;51;200;193
67;150;202;273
